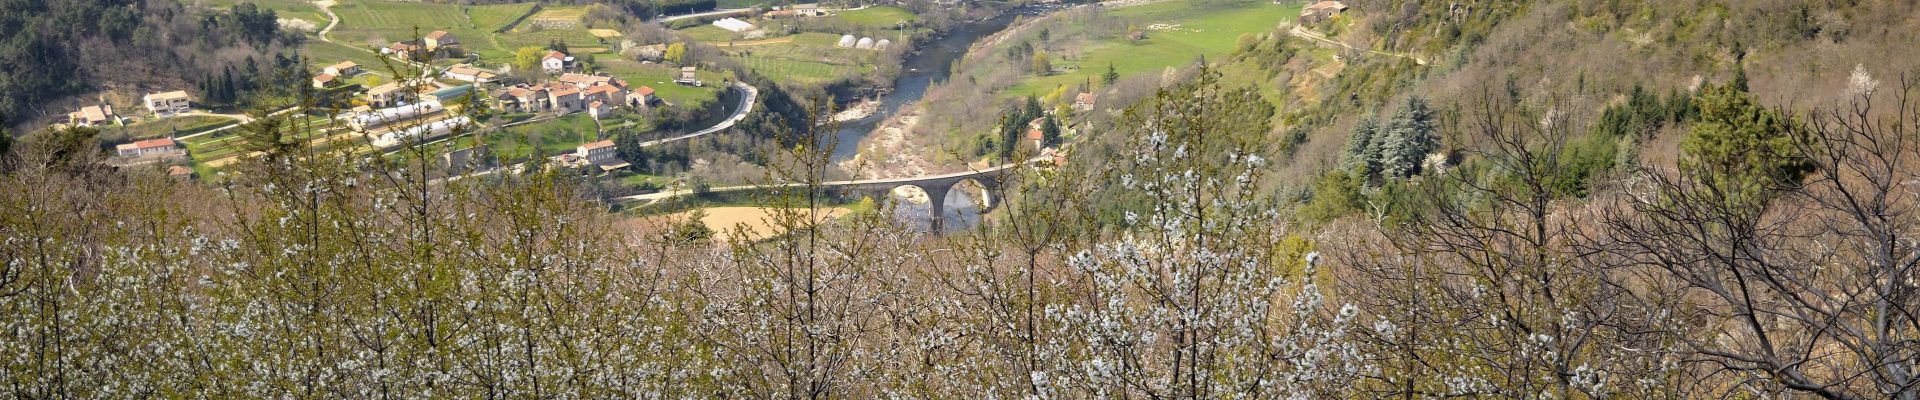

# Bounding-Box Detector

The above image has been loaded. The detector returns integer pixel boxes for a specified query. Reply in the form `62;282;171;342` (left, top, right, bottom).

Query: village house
312;73;337;89
323;61;363;77
557;72;616;89
423;31;460;51
442;65;498;84
582;85;626;107
500;86;549;111
587;100;614;120
143;90;192;116
629;86;658;107
576;139;627;171
542;50;572;73
548;84;584;113
1298;1;1348;24
68;105;118;127
116;137;182;158
385;41;424;60
366;82;415;108
1074;92;1098;111
1025;117;1046;149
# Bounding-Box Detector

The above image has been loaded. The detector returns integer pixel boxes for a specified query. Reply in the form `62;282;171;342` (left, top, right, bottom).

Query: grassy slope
1004;0;1298;98
195;0;328;25
832;6;918;28
592;54;728;107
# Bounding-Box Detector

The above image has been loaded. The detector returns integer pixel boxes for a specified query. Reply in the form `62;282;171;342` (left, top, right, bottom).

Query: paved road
445;82;758;182
174;106;304;141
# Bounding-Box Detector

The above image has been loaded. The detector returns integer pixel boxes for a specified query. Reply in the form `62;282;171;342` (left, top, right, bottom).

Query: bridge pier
927;182;951;232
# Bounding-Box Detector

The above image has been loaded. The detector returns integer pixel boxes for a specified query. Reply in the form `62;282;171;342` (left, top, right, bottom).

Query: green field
485;114;607;162
832;6;918;29
329;0;503;57
195;0;328;26
677;25;739;43
1002;1;1299;97
592;55;728;107
109;115;235;141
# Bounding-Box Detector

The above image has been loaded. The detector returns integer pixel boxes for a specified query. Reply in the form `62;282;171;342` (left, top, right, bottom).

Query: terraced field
328;0;500;56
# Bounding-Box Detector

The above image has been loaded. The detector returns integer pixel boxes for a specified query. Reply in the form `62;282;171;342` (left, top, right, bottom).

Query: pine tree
1341;116;1379;179
1378;97;1437;179
1102;62;1119;85
1040;114;1061;148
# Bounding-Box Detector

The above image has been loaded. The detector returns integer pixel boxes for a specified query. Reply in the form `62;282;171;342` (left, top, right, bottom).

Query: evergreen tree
1680;83;1813;210
1378;97;1437;179
1341;116;1379;179
1102;63;1120;85
1040;114;1061;148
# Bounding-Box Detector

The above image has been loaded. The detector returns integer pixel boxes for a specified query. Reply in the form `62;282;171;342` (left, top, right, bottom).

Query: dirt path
315;0;340;42
1286;25;1428;66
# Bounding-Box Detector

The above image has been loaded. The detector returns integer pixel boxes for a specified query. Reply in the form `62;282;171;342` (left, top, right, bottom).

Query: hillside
0;0;305;130
1224;0;1920;183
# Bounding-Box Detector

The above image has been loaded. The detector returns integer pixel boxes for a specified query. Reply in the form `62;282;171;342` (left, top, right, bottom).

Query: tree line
0;1;303;129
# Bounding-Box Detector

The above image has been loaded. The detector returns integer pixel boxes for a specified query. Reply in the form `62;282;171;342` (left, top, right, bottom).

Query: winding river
826;8;1041;232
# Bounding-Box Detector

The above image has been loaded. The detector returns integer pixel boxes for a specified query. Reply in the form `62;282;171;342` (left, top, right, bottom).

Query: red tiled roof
581;139;615;150
633;86;656;96
128;137;176;150
425;30;451;40
545;50;568;60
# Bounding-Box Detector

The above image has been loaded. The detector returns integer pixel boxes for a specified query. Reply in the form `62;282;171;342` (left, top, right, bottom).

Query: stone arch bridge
619;158;1047;231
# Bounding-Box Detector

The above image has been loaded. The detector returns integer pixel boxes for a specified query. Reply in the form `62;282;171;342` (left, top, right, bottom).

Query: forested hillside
0;0;305;129
4;0;1920;398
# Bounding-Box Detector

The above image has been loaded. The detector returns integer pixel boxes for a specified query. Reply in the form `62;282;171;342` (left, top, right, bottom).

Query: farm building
676;67;701;85
713;18;755;33
143;90;191;116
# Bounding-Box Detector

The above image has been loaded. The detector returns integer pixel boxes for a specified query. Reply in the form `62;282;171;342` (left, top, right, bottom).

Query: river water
825;8;1038;232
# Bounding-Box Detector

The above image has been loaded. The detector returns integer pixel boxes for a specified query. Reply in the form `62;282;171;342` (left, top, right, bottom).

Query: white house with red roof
116;137;182;158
